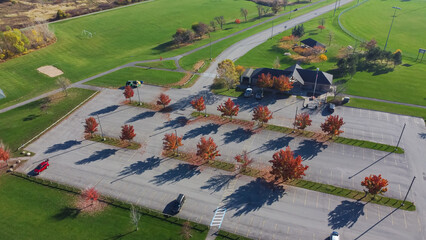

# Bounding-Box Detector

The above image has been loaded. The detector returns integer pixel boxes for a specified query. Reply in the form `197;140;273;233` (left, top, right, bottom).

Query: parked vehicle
255;90;264;100
328;103;335;113
172;194;186;214
125;80;142;88
244;87;253;98
342;96;350;104
330;231;340;240
34;160;49;175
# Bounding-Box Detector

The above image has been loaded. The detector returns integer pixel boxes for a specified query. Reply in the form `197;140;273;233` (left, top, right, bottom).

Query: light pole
289;5;292;19
209;33;212;60
384;6;401;51
312;68;319;98
271;21;274;39
333;0;338;17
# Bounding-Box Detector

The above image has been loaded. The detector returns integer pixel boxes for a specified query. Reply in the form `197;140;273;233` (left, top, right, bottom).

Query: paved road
20;88;425;239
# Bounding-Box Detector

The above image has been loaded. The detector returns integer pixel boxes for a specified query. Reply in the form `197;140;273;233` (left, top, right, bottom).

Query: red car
34;160;49;175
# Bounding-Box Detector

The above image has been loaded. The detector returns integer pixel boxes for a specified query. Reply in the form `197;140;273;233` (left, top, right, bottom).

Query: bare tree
180;221;192;240
256;5;263;17
56;77;71;96
328;31;334;46
240;8;248;22
209;21;217;31
271;0;282;14
273;56;281;69
333;85;347;100
40;96;52;114
214;16;225;30
130;204;141;231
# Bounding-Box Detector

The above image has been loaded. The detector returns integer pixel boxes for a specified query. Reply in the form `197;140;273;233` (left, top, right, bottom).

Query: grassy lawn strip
211;88;244;98
88;134;141;150
86;67;186;88
216;230;253;240
135;60;177;70
0;88;96;156
344;98;426;122
1;173;208;239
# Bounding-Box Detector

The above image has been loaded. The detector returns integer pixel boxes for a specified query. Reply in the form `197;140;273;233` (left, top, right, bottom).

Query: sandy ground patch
37;65;64;77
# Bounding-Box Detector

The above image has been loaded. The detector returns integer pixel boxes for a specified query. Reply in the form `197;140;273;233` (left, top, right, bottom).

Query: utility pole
136;85;141;105
293;106;298;132
395;123;406;150
96;114;104;140
312;68;319;98
271;21;274;39
289;5;292;19
175;129;179;156
384;6;401;51
401;176;416;206
333;0;338;17
209;34;212;60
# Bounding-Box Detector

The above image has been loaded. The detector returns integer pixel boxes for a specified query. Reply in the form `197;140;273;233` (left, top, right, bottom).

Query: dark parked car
125;80;142;88
172;194;185;214
255;90;264;100
34;160;49;175
328;103;335;113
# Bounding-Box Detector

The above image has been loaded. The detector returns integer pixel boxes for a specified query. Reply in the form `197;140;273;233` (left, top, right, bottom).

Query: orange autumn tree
235;65;245;78
252;105;273;126
82;187;99;205
120;125;136;142
321;115;344;136
217;98;239;120
256;73;273;89
0;142;10;165
84;117;98;137
273;75;293;92
123;86;134;103
361;174;389;196
317;25;325;31
234;150;253;173
163;133;183;155
190;96;205;114
157;93;171;109
269;146;308;182
196;137;220;164
294;113;312;130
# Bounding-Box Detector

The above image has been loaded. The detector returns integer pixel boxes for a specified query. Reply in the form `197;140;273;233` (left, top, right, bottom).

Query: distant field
86;67;185;87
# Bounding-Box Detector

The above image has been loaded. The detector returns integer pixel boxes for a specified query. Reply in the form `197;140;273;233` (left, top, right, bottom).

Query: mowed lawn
0;88;95;155
87;67;185;87
235;1;426;108
0;174;208;240
0;0;263;109
135;60;177;70
340;0;426;59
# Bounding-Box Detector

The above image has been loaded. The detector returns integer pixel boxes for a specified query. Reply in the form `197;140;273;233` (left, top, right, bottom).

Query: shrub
235;19;241;24
56;10;69;20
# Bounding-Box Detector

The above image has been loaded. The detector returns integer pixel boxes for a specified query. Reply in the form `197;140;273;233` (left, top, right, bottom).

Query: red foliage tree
163;133;183;154
234;150;253;172
190;96;205;114
157;93;171;109
294;113;312;130
196;137;221;163
82;187;99;204
317;25;325;31
252;105;273;126
235;19;241;24
269;146;308;182
256;73;273;89
123;86;134;103
217;98;239;120
120;125;136;142
0;142;10;164
84;117;98;137
273;75;293;92
361;174;389;195
321;115;345;136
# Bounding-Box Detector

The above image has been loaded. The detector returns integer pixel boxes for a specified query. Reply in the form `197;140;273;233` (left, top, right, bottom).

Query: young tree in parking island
84;117;98;137
252;105;273;126
82;187;99;205
123;86;134;103
361;174;389;196
157;93;171;109
163;133;183;155
273;75;293;92
0;142;10;165
120;125;136;142
294;113;312;130
217;98;239;120
196;137;220;164
321;115;344;136
190;96;205;114
235;150;253;173
269;146;308;182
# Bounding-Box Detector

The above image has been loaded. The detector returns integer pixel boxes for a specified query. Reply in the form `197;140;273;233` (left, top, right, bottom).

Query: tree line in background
0;24;55;61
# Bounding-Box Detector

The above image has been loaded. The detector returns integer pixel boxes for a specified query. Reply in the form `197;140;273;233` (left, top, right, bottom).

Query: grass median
135;60;177;70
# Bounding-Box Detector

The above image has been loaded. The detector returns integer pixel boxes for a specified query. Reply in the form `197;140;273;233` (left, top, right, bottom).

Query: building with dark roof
240;64;333;92
300;38;326;49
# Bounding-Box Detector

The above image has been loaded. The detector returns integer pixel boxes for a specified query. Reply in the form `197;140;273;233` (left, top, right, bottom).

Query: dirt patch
74;196;107;215
37;65;63;77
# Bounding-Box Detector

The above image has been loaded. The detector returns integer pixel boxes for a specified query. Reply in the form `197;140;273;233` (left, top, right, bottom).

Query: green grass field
0;174;208;239
87;67;185;87
0;88;95;155
135;60;177;70
235;0;426;112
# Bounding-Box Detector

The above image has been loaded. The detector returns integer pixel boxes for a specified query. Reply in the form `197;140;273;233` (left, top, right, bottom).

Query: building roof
301;38;326;48
252;68;292;79
296;69;333;85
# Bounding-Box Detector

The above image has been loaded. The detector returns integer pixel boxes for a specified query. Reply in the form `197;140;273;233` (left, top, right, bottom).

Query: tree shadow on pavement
90;105;119;116
201;174;236;193
223;178;285;217
150;163;200;185
75;149;118;165
183;123;221;140
251;136;293;154
328;200;365;230
223;127;253;144
294;139;328;161
112;156;162;184
52;207;81;220
419;133;426;139
44;140;82;154
168;90;221;111
126;111;156;123
155;116;188;131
